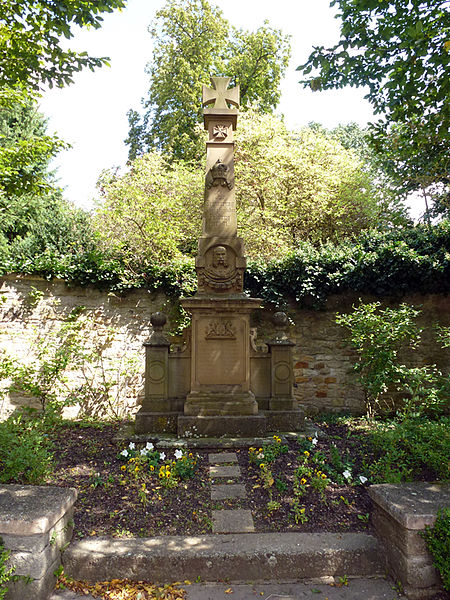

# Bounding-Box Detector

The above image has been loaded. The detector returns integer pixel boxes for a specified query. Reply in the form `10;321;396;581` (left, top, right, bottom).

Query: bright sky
39;0;423;218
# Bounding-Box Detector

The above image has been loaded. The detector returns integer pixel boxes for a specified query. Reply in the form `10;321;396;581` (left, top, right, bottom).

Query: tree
98;110;407;268
125;0;291;162
297;0;450;214
234;110;408;258
0;93;96;266
0;0;127;263
0;0;127;90
0;89;65;212
95;153;204;267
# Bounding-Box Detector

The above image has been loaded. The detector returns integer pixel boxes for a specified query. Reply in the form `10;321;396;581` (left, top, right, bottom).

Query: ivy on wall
1;222;449;308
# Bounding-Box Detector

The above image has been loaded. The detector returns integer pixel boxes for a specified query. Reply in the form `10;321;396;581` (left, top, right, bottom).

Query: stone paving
209;451;255;534
50;577;405;599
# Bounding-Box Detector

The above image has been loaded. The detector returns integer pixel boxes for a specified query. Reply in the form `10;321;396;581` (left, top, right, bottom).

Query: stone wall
1;274;449;419
0;484;77;600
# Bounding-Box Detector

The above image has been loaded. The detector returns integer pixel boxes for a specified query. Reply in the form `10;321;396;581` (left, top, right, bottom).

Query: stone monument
135;77;304;437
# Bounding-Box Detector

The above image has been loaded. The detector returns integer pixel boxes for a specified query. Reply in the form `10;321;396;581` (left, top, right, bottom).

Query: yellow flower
150;465;154;471
258;448;263;452
120;465;126;471
308;437;312;441
321;474;327;479
300;478;307;485
259;463;266;469
304;451;310;457
300;508;305;514
134;466;139;472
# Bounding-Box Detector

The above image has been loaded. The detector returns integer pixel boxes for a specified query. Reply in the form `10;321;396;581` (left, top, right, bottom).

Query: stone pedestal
369;482;449;598
0;484;77;600
181;297;261;434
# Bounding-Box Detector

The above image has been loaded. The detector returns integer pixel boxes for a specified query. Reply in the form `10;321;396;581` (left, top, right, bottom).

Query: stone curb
62;532;383;584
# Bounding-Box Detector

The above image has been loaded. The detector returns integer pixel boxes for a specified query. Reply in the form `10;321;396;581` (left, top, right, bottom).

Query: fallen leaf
225;588;234;594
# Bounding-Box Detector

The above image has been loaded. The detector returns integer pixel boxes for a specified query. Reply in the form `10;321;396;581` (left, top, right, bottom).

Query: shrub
422;508;450;591
367;416;450;482
0;544;15;600
336;301;449;416
0;413;52;484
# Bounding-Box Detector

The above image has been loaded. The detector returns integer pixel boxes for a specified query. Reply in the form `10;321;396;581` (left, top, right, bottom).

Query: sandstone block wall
1;275;449;419
0;484;77;600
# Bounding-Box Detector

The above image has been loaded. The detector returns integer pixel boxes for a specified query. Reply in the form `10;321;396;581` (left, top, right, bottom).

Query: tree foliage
235;110;408;258
126;0;291;161
0;0;127;90
0;89;65;209
95;153;203;268
99;110;409;267
297;0;450;210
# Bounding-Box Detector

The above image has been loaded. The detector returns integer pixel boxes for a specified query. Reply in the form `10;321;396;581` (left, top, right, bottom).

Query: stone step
62;532;384;584
212;509;254;533
211;483;246;500
208;452;238;464
209;464;241;478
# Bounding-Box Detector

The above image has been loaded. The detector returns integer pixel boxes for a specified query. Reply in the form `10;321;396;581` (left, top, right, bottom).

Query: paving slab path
209;451;254;534
50;577;405;600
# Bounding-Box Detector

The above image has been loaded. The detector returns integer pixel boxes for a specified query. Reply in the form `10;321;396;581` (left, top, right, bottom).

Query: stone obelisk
178;77;264;435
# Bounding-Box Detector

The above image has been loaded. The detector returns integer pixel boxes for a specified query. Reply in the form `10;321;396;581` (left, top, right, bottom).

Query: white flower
159;452;166;461
312;437;318;446
120;449;128;457
128;442;135;450
140;449;147;456
359;475;368;484
146;442;154;451
174;449;183;460
257;453;264;459
343;469;352;480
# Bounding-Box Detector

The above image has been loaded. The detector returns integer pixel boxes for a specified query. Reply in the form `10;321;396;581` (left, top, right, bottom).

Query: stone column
180;77;262;434
195;77;246;296
135;312;178;434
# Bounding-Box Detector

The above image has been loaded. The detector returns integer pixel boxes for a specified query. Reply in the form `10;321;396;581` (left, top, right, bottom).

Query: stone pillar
195;77;246;296
135;312;178;434
267;312;296;411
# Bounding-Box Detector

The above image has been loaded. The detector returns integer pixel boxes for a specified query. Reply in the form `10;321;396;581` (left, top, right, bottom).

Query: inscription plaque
195;318;245;385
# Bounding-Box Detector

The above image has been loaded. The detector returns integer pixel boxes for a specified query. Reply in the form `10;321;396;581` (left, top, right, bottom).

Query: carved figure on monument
205;158;234;190
197;244;244;293
205;320;236;339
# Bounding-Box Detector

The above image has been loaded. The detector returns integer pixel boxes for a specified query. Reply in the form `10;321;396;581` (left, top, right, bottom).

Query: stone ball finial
273;311;289;342
273;311;288;328
150;312;167;331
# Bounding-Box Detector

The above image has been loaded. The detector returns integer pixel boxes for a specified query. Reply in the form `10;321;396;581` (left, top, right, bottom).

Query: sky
38;0;423;218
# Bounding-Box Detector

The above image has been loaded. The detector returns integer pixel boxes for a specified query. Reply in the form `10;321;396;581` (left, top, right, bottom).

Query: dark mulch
46;420;378;539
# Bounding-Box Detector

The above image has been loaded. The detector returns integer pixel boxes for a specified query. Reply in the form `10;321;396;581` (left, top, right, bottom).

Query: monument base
178;414;267;438
134;410;178;434
265;409;305;432
135;408;305;438
184;391;258;416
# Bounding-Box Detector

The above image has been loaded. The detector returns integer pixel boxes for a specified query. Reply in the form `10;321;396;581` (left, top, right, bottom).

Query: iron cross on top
202;77;240;110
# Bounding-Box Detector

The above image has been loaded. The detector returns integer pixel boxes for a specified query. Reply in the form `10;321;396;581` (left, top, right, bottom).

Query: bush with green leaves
422;508;450;591
0;413;52;484
1;220;449;304
0;543;15;600
367;416;449;483
336;301;449;416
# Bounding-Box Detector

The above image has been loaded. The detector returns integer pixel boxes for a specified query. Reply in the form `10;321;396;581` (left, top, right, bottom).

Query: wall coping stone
0;485;78;535
369;482;450;530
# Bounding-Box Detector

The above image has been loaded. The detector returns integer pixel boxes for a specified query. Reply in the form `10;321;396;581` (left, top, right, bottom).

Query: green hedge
1;222;449;306
246;222;450;307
